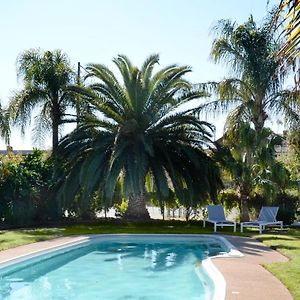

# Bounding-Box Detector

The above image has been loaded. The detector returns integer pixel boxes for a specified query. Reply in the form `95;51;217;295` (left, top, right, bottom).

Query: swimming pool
0;235;240;300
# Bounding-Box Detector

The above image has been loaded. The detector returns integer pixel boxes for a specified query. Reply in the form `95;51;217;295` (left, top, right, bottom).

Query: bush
0;150;55;225
218;188;239;210
271;192;299;225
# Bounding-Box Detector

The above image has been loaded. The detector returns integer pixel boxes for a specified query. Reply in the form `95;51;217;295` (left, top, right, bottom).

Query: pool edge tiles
0;234;243;300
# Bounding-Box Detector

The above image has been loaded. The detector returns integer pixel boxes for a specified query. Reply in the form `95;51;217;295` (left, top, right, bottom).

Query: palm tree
273;0;300;85
57;54;222;220
214;123;290;221
9;48;77;151
196;15;299;132
0;103;10;145
195;15;298;220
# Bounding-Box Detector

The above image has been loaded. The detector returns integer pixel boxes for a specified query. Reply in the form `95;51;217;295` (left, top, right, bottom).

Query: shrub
0;150;54;225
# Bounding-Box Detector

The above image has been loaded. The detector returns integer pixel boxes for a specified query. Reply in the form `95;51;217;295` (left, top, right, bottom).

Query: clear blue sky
0;0;278;149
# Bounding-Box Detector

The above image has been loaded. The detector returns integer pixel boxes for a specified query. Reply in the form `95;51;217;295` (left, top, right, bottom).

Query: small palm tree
214;124;290;221
57;55;222;220
9;48;77;151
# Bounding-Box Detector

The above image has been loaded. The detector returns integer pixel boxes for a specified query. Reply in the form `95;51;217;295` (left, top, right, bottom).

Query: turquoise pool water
0;236;227;300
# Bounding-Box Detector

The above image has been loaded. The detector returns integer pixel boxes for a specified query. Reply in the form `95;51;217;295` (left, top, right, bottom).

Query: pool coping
0;234;292;300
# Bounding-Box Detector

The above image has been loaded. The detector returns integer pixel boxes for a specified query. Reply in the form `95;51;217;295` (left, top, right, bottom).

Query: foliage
282;129;300;181
0;103;10;144
273;0;300;86
0;150;55;224
214;123;291;220
8;49;78;150
56;54;222;219
218;188;240;210
195;14;299;131
197;13;299;220
273;191;299;224
114;200;128;217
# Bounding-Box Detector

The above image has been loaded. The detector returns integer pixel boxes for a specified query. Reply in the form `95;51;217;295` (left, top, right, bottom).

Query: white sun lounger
203;205;236;232
240;206;283;234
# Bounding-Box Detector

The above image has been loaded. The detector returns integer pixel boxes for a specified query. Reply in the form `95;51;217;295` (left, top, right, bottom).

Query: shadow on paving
223;235;281;257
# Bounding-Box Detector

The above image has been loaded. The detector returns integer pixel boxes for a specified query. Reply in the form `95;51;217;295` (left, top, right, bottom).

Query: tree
214;123;290;221
196;15;299;132
0;103;10;145
273;0;300;86
57;54;222;220
195;15;299;220
9;49;77;151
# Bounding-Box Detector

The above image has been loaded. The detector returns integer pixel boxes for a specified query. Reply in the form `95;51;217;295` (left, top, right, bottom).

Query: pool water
0;236;227;300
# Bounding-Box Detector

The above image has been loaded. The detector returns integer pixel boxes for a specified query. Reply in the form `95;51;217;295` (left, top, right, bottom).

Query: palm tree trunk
123;193;150;220
52;120;59;151
51;99;60;152
240;184;250;222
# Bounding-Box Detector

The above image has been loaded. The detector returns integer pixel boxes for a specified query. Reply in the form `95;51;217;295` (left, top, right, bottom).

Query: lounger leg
214;223;217;232
241;224;243;233
203;220;206;228
280;221;283;230
259;225;262;234
234;223;236;232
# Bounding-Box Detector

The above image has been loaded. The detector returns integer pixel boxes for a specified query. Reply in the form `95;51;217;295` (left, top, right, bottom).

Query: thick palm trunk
123;194;150;220
240;184;250;222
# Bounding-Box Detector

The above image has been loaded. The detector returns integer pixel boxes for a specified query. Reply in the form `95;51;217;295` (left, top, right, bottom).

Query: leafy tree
57;54;222;220
0;150;55;224
9;49;77;151
278;129;300;181
214;123;290;221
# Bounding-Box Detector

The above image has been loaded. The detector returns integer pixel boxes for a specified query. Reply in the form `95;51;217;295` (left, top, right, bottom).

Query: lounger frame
203;205;236;232
240;207;283;234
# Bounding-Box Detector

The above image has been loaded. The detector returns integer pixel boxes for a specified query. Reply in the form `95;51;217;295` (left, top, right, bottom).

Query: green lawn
0;221;299;299
254;230;300;300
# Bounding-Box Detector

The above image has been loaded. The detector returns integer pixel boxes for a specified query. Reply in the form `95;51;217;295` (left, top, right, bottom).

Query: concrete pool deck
213;235;292;300
0;234;293;300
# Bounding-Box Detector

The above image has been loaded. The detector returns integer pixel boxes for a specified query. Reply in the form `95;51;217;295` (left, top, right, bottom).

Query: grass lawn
0;221;299;299
254;229;300;300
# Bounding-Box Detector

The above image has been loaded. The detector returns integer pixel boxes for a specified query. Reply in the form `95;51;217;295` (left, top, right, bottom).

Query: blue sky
0;0;278;149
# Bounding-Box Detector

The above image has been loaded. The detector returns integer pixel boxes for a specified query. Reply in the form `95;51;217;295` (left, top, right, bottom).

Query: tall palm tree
196;15;299;132
195;15;299;220
57;54;222;220
9;48;77;151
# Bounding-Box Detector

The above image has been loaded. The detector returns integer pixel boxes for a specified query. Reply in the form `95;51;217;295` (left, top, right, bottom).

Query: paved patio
0;235;293;300
213;235;292;300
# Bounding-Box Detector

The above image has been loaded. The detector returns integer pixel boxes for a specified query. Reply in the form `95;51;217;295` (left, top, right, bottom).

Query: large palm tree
9;49;77;151
57;55;222;220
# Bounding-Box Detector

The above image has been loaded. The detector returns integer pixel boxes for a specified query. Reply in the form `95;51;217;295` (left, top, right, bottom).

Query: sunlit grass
0;228;62;251
254;229;300;300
